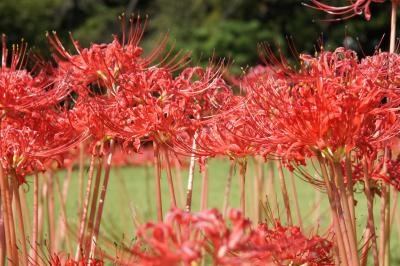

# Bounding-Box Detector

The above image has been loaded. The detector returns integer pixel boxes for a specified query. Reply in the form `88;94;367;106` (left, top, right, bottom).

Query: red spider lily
48;15;190;97
193;98;259;159
0;35;87;182
255;222;334;265
244;47;400;266
49;14;233;156
90;64;232;155
28;242;105;266
125;209;210;265
304;0;386;21
46;16;190;150
359;52;400;89
353;152;400;191
48;16;233;154
241;65;277;91
0;109;87;183
115;208;333;266
64;96;113;143
162;64;233;155
384;156;400;190
90;67;180;144
338;151;400;194
245;47;400;165
0;35;70;114
119;208;260;265
48;15;234;247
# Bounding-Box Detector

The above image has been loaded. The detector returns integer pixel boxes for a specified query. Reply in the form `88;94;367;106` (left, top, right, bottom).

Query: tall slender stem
362;158;379;266
0;167;12;264
266;160;279;216
379;148;390;266
37;172;46;259
153;142;163;221
333;161;360;266
314;188;321;224
317;154;350;266
32;169;39;266
360;227;371;266
163;147;177;208
75;151;97;260
85;155;103;252
253;157;264;223
390;0;397;53
144;164;153;216
200;159;208;211
239;159;247;215
330;180;353;266
78;143;85;219
19;183;30;239
380;3;397;264
185;133;197;212
289;171;303;230
174;156;185;207
10;169;28;266
379;184;390;266
345;154;356;232
54;167;73;254
222;160;235;218
4;172;17;265
47;172;56;253
394;205;400;249
277;159;292;226
0;202;5;266
90;139;114;258
390;190;398;228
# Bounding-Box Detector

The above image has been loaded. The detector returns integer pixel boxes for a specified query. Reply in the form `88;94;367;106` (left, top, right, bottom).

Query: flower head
245;47;400;165
115;208;333;266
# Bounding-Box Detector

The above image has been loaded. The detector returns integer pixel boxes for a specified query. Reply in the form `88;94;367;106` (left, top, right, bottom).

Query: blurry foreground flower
113;208;333;266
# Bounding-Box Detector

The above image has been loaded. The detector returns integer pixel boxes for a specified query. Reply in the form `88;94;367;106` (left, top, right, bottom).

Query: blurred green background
0;0;396;73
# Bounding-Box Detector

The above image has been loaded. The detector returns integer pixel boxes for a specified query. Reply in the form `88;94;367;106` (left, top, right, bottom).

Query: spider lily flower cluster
0;6;400;266
242;47;400;265
0;16;235;265
114;208;333;266
245;48;400;165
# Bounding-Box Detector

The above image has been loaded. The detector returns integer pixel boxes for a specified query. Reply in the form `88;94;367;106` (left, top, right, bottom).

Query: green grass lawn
24;158;400;264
